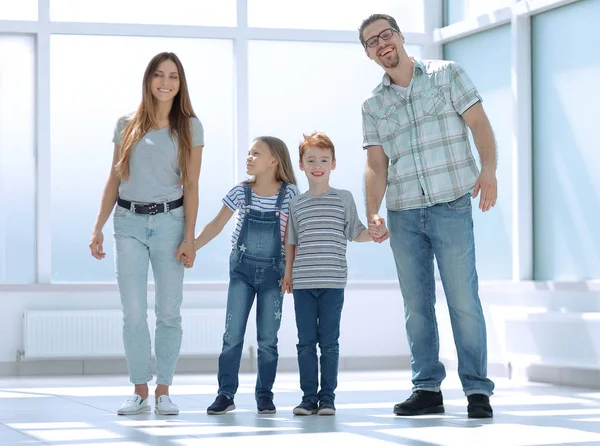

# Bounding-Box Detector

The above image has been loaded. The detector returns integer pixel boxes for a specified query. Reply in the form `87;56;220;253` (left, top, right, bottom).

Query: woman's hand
176;240;196;268
89;231;106;259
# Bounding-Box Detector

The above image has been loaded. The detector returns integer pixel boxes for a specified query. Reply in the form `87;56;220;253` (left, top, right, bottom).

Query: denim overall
217;182;288;401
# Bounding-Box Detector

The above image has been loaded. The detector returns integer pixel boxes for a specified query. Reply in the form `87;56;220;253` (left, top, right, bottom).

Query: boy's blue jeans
293;288;344;404
387;193;494;396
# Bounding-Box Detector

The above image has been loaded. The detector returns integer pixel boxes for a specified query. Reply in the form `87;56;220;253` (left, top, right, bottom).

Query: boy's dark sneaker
467;394;493;418
393;390;445;416
293;399;318;415
257;396;276;414
207;395;235;415
317;401;336;416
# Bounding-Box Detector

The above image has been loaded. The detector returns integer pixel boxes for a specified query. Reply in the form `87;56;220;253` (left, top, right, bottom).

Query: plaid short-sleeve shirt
362;59;481;211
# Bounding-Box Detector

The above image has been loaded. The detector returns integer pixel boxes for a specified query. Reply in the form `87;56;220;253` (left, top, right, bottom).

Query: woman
89;52;204;415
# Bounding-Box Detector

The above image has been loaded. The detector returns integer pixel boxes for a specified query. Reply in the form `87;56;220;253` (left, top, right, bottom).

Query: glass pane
0;36;36;283
0;0;37;20
445;0;512;26
249;40;421;281
532;1;600;280
443;25;513;280
50;0;236;26
249;0;424;33
51;36;234;283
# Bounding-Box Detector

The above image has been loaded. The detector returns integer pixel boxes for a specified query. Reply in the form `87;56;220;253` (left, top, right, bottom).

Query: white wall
4;280;600;384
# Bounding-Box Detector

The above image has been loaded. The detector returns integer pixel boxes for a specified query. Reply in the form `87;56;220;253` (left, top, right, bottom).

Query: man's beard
382;53;400;69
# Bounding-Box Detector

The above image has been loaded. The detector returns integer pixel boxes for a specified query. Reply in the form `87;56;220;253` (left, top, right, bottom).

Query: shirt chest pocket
421;88;448;116
373;105;402;138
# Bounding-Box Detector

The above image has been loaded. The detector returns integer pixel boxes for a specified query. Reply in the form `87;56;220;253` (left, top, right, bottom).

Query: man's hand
472;167;497;212
368;214;389;243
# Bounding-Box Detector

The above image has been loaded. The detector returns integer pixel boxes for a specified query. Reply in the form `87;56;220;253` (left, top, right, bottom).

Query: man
359;13;496;419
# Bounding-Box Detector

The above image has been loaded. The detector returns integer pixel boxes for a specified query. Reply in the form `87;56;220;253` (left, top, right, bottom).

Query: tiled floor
1;371;600;445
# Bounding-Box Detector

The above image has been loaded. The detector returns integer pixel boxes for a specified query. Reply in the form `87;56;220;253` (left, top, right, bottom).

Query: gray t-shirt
112;115;204;203
287;187;366;289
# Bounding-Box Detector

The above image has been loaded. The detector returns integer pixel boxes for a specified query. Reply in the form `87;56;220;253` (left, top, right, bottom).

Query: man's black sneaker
257;396;276;414
293;399;318;415
467;394;493;418
207;395;235;415
393;390;445;416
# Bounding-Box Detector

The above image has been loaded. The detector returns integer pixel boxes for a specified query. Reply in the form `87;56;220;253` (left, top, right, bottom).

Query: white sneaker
155;395;179;415
117;395;151;415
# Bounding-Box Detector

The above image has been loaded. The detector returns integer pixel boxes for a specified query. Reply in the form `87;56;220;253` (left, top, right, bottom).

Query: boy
282;131;372;416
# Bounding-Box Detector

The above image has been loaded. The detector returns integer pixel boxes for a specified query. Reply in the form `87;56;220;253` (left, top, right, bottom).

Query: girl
88;52;204;416
185;136;297;415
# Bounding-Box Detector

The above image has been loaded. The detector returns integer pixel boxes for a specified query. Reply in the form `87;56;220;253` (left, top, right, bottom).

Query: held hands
281;273;293;295
89;231;106;260
182;254;193;268
176;240;196;268
472;167;497;212
368;215;389;243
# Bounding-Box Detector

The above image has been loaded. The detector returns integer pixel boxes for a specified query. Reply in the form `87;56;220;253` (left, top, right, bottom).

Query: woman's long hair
115;52;196;184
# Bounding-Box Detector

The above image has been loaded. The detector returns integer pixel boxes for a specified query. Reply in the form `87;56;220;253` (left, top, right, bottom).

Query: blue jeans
293;288;344;404
113;204;185;386
387;193;494;396
217;251;284;400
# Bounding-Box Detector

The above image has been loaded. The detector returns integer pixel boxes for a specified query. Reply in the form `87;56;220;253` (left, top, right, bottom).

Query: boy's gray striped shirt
287;188;366;290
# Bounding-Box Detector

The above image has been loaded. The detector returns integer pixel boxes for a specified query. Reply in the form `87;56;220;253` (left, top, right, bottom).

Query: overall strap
242;182;253;207
274;182;288;210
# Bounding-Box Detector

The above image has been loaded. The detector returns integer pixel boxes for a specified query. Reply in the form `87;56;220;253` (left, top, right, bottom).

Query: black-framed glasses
364;28;398;49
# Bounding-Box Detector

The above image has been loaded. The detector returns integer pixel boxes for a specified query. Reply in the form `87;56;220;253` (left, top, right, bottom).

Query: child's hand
368;216;389;243
281;274;293;295
180;253;194;268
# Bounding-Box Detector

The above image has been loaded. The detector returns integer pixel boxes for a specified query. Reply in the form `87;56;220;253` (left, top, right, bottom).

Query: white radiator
23;309;226;359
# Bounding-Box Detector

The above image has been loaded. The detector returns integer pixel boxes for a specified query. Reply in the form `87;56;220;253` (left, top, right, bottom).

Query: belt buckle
148;203;159;215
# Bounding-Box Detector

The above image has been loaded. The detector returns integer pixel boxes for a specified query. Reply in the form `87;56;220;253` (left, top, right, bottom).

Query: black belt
117;196;184;215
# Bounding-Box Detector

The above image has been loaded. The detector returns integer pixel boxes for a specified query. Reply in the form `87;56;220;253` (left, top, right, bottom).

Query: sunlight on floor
1;372;600;446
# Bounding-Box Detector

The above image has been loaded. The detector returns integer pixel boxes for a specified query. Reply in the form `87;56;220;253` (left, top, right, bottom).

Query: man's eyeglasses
364;28;398;49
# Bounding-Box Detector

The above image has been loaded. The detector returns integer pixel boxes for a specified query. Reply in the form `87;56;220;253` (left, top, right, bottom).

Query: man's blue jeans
387;193;494;396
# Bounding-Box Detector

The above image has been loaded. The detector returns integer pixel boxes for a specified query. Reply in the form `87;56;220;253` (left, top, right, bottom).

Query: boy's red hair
299;132;336;161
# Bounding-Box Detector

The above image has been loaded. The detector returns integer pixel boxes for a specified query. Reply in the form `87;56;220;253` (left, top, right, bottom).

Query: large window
0;36;36;284
50;36;234;282
0;0;37;20
7;0;536;285
248;0;425;32
49;0;236;26
443;25;513;280
444;0;513;26
248;40;421;280
532;0;600;280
